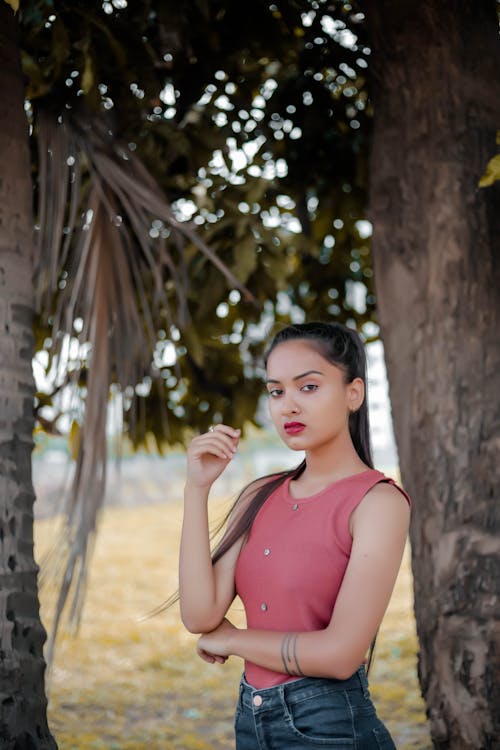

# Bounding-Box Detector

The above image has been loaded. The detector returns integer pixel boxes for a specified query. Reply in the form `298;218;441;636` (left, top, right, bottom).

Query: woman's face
265;339;364;452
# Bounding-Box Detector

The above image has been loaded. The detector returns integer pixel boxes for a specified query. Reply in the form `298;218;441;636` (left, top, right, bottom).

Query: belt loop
238;676;245;707
278;681;286;714
358;664;370;698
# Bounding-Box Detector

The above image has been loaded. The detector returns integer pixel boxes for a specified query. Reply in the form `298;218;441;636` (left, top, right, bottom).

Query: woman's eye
301;384;318;392
267;388;282;398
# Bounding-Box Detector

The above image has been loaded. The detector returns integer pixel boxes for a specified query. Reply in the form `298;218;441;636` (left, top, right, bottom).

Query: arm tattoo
280;633;291;675
280;633;305;677
292;634;305;676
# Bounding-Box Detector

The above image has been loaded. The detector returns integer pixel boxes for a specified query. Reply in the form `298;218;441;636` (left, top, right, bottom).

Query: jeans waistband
239;665;369;711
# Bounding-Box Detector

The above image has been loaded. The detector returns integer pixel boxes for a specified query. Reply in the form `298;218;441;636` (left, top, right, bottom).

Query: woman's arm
179;424;243;634
179;483;243;634
197;482;410;679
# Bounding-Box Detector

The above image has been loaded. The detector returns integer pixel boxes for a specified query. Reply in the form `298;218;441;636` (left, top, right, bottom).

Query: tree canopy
23;0;376;449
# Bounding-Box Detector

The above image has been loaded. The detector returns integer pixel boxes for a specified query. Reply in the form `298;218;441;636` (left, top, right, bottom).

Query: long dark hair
212;321;373;565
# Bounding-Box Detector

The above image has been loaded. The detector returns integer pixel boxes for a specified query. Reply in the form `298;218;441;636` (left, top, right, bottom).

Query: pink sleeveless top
234;469;411;688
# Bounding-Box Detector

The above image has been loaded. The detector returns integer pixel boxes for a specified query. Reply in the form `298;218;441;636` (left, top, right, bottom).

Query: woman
179;321;411;749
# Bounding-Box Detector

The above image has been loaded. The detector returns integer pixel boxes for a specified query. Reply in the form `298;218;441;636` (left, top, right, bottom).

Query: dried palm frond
34;107;255;665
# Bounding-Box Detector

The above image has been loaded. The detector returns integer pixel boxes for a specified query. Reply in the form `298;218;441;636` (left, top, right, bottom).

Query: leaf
82;9;128;67
182;326;205;367
69;420;81;461
479;153;500;188
81;55;94;94
4;0;19;12
21;51;51;99
51;18;71;74
232;235;258;284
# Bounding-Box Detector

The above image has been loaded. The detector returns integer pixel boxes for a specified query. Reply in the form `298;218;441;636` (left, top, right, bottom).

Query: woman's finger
207;426;240;450
208;424;240;440
196;645;213;663
193;442;233;461
192;431;239;459
197;646;227;664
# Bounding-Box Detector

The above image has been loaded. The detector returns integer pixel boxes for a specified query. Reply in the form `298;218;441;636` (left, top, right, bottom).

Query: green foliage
21;0;376;448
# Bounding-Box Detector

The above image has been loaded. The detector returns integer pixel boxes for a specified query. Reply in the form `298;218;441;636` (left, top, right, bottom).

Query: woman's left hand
197;618;238;664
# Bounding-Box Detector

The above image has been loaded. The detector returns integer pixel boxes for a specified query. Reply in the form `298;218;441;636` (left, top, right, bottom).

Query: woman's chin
281;433;307;449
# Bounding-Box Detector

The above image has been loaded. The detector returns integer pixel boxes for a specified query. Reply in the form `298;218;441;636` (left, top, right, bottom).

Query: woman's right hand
185;424;241;490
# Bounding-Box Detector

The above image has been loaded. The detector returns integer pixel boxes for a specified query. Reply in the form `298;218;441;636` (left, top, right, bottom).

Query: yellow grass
35;499;432;749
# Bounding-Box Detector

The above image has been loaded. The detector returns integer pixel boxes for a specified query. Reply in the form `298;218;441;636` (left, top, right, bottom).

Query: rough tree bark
0;4;57;748
364;1;500;748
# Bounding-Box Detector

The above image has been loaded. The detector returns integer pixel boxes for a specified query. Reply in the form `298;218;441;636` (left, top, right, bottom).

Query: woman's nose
281;392;300;415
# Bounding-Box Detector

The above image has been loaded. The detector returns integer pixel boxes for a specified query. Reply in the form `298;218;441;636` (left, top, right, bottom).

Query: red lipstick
284;421;305;435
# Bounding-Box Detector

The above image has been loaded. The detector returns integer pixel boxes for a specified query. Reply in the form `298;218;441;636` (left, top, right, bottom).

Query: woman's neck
302;434;368;484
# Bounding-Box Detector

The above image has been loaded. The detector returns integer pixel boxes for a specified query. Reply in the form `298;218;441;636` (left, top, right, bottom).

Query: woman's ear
347;377;365;413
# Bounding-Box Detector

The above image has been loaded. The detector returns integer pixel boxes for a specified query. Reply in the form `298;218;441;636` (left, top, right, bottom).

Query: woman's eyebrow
265;369;324;384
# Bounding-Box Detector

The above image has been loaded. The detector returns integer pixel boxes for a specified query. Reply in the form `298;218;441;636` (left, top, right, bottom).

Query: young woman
179;321;411;749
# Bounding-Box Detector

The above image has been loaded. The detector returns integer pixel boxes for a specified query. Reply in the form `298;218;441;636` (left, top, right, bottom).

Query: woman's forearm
179;424;242;633
200;624;365;681
234;629;361;680
178;483;219;633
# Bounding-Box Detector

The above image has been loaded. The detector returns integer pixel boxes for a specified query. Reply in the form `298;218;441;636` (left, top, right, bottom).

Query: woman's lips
284;422;305;435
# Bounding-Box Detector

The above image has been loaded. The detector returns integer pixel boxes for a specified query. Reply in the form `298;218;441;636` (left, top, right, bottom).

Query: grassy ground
36;498;432;749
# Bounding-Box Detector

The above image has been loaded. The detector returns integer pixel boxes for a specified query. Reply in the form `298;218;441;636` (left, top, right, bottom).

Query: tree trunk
0;5;57;748
363;1;500;748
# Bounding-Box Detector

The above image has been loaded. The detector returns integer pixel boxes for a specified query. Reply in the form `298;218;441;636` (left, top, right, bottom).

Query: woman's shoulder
365;479;410;503
354;479;411;530
369;475;412;508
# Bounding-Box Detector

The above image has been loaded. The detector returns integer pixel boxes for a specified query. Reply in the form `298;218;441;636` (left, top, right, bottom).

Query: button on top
260;602;268;611
253;694;263;707
264;548;271;556
292;503;299;511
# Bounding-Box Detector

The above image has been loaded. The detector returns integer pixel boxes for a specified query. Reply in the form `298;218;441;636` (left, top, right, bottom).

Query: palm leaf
34;107;256;664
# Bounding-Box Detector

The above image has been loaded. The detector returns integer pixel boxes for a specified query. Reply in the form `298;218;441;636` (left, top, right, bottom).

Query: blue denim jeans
234;665;396;749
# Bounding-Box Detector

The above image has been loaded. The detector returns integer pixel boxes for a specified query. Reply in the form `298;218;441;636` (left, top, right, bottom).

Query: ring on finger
208;425;215;432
